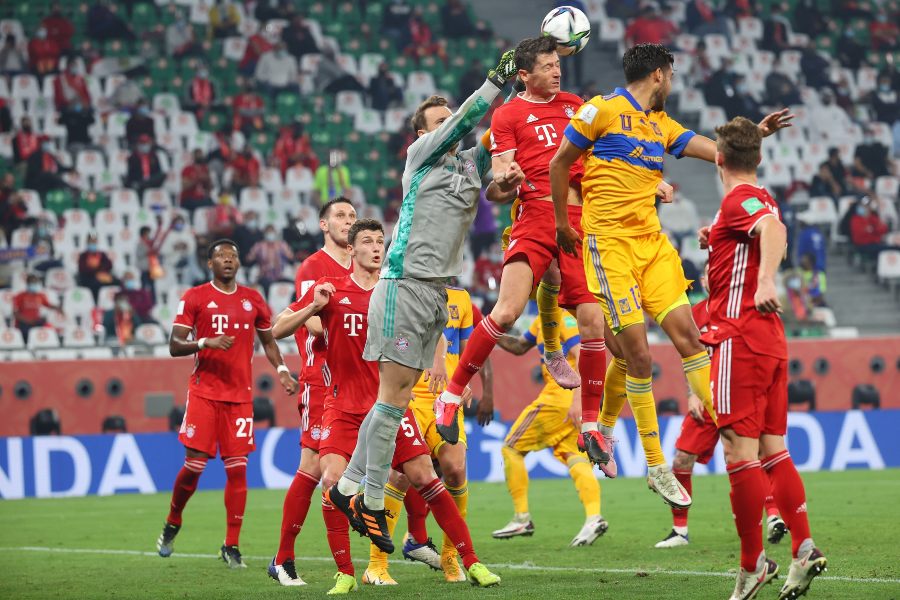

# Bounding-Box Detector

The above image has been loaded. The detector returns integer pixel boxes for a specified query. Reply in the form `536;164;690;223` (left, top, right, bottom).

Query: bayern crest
321;426;331;440
185;424;196;438
310;425;322;440
242;299;252;311
564;105;575;118
395;337;410;353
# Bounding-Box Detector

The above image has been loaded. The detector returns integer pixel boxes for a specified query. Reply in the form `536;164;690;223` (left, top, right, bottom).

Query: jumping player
702;117;826;600
156;239;298;567
274;219;501;592
269;198;356;586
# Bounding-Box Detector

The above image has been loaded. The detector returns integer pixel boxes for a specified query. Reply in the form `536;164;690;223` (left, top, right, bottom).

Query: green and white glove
488;50;517;89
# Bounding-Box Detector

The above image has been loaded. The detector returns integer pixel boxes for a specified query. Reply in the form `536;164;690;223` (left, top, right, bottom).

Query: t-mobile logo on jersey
211;314;229;335
343;313;364;336
534;123;558;147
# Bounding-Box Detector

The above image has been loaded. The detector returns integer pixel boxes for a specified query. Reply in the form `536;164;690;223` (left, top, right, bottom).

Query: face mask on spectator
138;143;151;153
246;218;258;229
265;231;277;241
87;243;98;252
36;28;47;39
42;142;53;152
879;84;891;93
124;279;140;290
198;69;209;78
117;299;132;312
173;221;185;231
27;283;40;293
856;206;867;216
139;106;151;116
73;102;83;112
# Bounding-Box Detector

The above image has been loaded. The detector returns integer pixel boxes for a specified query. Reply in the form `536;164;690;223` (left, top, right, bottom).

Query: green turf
1;469;898;599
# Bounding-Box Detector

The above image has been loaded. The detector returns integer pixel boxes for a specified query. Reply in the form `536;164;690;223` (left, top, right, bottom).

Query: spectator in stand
13;273;63;340
180;149;214;213
853;127;893;180
103;291;146;345
184;65;219;119
799;39;832;89
809;162;843;200
0;173;27;240
441;0;474;38
27;27;60;79
109;77;146;113
86;1;135;43
136;217;170;296
125;100;156;147
79;40;102;74
368;62;403;112
12;116;40;166
30;239;63;274
0;98;10;133
255;0;295;22
684;0;730;38
689;40;714;84
58;101;96;151
798;253;827;307
870;11;899;51
232;81;265;133
315;47;365;95
382;0;413;51
78;233;116;300
760;3;793;54
208;0;241;39
239;25;275;77
254;42;299;100
207;194;242;239
765;68;802;107
850;197;891;262
795;215;827;272
313;149;351;204
793;0;828;38
282;210;322;259
0;34;27;77
458;59;485;103
246;224;294;288
821;148;850;196
25;137;71;196
272;120;318;176
283;15;319;60
54;61;92;112
231;209;262;262
625;5;678;47
469;191;497;260
160;214;198;284
868;73;899;126
208;126;236;187
165;10;202;60
723;73;763;122
125;135;165;194
42;3;74;52
120;271;154;321
809;90;852;142
836;23;867;70
230;146;261;192
472;243;504;312
404;7;448;66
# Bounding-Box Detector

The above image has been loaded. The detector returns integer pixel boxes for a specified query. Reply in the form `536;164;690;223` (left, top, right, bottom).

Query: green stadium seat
44;189;74;216
78;191;108;217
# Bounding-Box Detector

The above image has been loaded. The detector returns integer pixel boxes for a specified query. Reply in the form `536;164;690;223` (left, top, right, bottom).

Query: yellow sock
441;480;468;557
599;358;628;428
683;351;716;424
567;456;601;518
502;445;529;514
369;483;404;570
536;282;563;354
625;375;665;467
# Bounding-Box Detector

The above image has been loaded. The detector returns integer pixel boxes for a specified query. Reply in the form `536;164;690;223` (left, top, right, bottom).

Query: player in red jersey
156;239;298;568
655;263;786;549
273;220;501;591
436;36;616;470
700;118;826;600
268;197;356;586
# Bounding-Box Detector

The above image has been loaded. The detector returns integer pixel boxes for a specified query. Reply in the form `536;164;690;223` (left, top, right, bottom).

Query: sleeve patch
578;104;598;125
176;300;185;315
741;197;765;216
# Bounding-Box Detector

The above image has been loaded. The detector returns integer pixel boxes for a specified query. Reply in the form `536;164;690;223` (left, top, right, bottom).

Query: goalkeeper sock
536;281;562;354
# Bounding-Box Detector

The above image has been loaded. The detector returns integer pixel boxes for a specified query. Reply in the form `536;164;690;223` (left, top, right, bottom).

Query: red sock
223;456;248;547
447;316;505;396
322;495;354;575
764;491;779;518
166;457;207;526
275;469;320;564
672;469;692;528
404;486;430;544
579;338;606;422
763;450;811;557
727;460;766;571
419;478;479;569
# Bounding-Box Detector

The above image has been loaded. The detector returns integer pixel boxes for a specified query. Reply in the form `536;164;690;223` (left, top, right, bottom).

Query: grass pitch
1;469;898;599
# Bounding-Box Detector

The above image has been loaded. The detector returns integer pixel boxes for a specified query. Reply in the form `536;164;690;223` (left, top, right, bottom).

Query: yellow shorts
582;231;689;332
504;395;579;464
411;400;466;456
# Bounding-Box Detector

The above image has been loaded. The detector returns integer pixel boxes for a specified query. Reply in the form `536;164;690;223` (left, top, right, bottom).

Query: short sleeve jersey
489;92;585;201
411;286;474;403
293;249;353;386
564;87;696;237
294;275;376;414
522;313;581;401
173;282;272;403
702;184;787;359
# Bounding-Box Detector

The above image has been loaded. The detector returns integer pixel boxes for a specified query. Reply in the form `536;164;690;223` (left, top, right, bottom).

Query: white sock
673;525;688;536
441;391;462;405
581;422;598;433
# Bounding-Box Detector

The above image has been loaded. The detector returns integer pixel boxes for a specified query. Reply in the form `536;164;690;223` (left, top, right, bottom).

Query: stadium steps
822;247;900;334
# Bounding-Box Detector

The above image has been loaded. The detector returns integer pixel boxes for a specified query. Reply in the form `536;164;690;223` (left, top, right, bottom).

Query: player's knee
441;462;466;488
403;456;436;489
625;347;652;376
673;451;696;471
490;299;523;330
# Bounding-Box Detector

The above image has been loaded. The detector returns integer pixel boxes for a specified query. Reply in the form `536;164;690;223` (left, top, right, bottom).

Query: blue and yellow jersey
523;314;580;405
411;287;474;404
564;87;696;237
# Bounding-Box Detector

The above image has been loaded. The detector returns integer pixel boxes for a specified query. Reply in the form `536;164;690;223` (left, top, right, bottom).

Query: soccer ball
540;6;591;56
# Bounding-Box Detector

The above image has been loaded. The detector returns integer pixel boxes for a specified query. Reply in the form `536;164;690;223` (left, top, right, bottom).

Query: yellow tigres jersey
411;287;474;403
564;87;696;237
523;314;580;405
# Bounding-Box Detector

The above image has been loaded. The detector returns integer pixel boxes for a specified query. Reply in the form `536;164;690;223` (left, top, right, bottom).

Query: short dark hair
139;226;151;237
347;219;383;245
207;238;239;259
318;197;354;220
622;43;674;83
411;95;448;133
515;36;558;73
714;117;762;173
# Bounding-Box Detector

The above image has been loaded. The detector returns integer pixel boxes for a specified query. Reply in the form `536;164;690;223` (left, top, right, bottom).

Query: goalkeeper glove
488;50;517;89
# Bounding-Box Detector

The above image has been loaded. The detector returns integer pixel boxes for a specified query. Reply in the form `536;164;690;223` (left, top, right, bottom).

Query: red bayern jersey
174;282;272;403
692;298;709;333
489;92;585;202
293;249;353;386
294;275;376;414
702;183;787;359
472;303;484;327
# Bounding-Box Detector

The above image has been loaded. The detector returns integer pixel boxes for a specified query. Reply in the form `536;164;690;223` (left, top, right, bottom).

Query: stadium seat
875;176;899;200
153;93;181;117
738;16;764;40
876;250;900;290
801;197;838;227
761;160;793;188
598;18;625;44
11;74;40;102
63;324;96;348
0;327;25;350
94;209;123;238
143;188;174;211
10;227;33;247
239;187;270;214
79;347;114;359
285;166;314;194
62;208;92;238
63;287;96;316
96;285;121;312
170;112;199;138
267;282;295;313
358;53;385;84
135;323;168;346
110;189;141;219
698;106;726;133
27;327;61;350
383;109;408;133
407;71;437;97
300;53;323;74
75;150;106;178
335;91;365;118
151;304;176;332
259;167;284;194
45;267;76;293
354;109;383;135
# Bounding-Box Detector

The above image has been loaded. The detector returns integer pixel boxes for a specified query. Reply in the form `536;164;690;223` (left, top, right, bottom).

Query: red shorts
711;336;788;438
298;382;326;451
319;407;429;469
179;393;255;457
675;410;718;464
505;201;594;309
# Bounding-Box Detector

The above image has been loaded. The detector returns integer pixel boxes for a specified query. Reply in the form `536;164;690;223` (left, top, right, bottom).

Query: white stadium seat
63;324;96;348
63;287;96;316
876;250;900;286
285;166;314;194
239;187;270;214
0;327;25;350
336;91;365;118
268;282;295;313
801;197;838;227
11;74;40;102
76;150;106;177
260;167;284;194
135;323;168;345
354;109;383;135
27;327;61;350
45;267;76;293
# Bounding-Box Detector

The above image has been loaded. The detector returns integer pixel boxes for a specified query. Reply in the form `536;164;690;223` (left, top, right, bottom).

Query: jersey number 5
236;417;254;444
400;417;415;438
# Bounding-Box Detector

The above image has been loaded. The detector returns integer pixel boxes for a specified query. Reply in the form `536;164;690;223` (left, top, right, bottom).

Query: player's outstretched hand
697;225;711;249
206;334;235;350
656;180;674;203
687;393;705;424
754;278;782;314
461;385;473;408
312;282;336;309
488;50;517;87
279;370;299;395
556;224;582;258
476;392;494;426
757;108;794;138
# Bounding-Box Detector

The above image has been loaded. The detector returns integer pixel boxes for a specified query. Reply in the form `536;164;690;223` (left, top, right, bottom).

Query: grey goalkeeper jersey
383;79;501;280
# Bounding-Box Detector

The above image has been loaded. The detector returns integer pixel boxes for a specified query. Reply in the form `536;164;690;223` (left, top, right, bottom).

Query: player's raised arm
272;282;335;339
681;108;794;163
